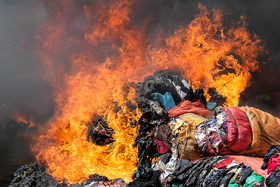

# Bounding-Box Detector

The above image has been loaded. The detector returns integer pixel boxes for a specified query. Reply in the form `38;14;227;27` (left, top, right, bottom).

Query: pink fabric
267;153;280;175
153;138;169;154
168;100;212;118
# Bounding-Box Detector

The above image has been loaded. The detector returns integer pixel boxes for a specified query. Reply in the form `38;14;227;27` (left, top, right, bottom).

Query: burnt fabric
136;70;208;114
151;155;265;187
196;156;226;186
128;170;161;187
166;156;226;187
261;145;280;170
265;165;280;187
134;100;169;179
135;101;169;146
136;71;183;105
150;92;176;112
168;99;212;118
203;167;226;187
192;88;207;105
218;164;244;187
261;146;280;186
172;78;190;99
207;87;227;110
237;166;254;185
10;163;110;187
88;118;114;146
166;158;205;186
10;163;57;187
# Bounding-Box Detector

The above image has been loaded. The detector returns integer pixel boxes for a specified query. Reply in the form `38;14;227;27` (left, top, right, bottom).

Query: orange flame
32;1;265;184
149;4;266;106
13;111;35;128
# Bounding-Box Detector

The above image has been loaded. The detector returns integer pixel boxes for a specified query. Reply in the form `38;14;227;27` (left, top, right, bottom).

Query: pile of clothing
131;71;211;182
160;156;264;187
261;145;280;186
9;162;126;187
10;163;57;187
11;70;280;186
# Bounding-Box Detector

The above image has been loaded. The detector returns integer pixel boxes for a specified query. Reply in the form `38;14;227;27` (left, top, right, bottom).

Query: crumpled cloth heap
261;145;280;187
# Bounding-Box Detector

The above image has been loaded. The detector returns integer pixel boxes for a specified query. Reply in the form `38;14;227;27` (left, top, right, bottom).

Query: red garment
168;100;212;118
229;156;266;177
153;138;169;154
267;153;280;175
213;158;234;169
207;107;253;156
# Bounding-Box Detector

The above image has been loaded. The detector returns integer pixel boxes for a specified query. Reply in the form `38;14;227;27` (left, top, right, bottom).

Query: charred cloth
10;70;280;187
87;118;114;146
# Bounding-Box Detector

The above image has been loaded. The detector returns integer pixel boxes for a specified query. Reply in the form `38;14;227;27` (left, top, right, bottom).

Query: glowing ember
30;1;265;184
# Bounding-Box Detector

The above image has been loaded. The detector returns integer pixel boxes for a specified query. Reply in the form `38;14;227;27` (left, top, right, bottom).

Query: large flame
31;1;265;184
149;4;265;106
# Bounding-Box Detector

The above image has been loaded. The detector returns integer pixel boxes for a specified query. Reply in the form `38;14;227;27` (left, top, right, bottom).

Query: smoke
138;0;280;115
0;0;54;120
1;0;280;184
0;0;52;185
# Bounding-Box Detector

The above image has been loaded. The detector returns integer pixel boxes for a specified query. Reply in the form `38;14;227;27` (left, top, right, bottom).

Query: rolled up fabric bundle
177;106;280;160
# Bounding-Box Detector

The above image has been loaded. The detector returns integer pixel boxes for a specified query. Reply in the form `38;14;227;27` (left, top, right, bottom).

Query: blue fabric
207;101;217;110
151;92;176;112
14;167;22;175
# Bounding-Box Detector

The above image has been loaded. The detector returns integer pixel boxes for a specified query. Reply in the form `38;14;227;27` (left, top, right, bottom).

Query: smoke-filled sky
0;0;280;185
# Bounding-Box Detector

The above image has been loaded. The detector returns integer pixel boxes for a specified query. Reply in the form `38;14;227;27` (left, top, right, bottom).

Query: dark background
1;0;280;185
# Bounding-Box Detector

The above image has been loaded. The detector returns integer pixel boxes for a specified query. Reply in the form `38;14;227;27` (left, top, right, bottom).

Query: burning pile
10;0;276;186
11;69;280;186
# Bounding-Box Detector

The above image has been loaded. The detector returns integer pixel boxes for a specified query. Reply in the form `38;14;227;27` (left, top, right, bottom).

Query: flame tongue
149;4;265;106
34;0;147;183
32;1;265;184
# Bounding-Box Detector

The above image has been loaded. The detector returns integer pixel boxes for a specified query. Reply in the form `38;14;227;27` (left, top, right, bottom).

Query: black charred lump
88;118;114;146
10;162;111;187
9;162;57;187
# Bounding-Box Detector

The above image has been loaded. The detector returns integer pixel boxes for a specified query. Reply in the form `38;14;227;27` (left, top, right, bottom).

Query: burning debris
10;70;280;186
9;163;57;187
9;162;123;187
8;0;280;186
88;118;114;146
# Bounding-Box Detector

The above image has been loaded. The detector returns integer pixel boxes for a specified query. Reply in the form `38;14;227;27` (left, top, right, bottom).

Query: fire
149;4;265;106
31;1;265;184
13;111;35;128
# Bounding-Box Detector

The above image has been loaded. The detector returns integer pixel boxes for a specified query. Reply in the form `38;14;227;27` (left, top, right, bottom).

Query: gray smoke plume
0;0;52;185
